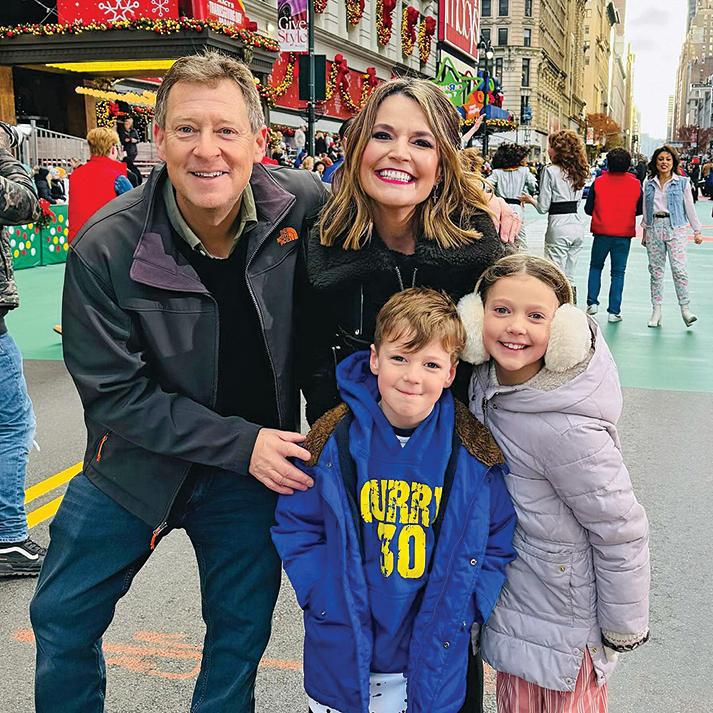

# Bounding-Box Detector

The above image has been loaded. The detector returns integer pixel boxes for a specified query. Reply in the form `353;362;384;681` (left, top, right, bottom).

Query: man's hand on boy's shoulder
249;428;314;495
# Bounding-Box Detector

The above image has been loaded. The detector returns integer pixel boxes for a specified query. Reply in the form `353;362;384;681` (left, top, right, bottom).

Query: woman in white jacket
520;131;589;302
489;142;537;252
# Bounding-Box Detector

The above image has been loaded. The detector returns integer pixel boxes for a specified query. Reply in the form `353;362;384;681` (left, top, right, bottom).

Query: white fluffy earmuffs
457;291;591;373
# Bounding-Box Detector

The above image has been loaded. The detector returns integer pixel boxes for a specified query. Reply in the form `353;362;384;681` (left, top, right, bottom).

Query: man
118;115;142;184
0;121;43;576
31;52;327;712
584;147;643;322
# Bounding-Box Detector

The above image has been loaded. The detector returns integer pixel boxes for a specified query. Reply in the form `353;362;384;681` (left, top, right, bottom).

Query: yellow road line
27;495;64;529
25;461;82;505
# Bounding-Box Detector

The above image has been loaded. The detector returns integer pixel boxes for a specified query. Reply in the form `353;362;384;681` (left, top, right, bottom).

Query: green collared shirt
162;177;257;259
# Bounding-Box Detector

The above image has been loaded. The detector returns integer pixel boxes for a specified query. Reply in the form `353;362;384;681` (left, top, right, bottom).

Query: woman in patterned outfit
641;145;703;328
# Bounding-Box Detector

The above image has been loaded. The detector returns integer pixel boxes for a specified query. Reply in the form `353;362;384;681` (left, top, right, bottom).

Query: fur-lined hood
304;399;504;468
305;210;501;291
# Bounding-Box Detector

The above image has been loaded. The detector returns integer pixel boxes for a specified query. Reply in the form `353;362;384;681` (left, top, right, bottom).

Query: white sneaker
681;307;698;327
586;304;598;315
648;306;662;328
608;313;622;323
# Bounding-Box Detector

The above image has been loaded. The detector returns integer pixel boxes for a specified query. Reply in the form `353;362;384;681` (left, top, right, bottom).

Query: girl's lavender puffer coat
469;323;650;692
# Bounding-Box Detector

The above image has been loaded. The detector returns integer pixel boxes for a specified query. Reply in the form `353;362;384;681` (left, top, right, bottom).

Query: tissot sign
438;0;480;62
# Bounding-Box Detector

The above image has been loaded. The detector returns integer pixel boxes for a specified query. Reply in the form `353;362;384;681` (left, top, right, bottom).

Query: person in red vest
55;129;132;335
68;127;132;243
584;147;643;323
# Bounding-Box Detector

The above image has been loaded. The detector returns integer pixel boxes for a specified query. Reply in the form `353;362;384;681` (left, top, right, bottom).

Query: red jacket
68;156;127;242
586;171;642;238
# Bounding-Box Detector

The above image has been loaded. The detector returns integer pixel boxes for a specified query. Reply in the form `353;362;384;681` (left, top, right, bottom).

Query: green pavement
7;201;713;393
7;262;64;361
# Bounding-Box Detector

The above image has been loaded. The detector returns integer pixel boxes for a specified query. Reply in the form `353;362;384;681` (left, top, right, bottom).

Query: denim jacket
643;175;688;228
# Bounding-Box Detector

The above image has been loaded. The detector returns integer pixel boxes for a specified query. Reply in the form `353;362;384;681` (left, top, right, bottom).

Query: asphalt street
1;203;712;713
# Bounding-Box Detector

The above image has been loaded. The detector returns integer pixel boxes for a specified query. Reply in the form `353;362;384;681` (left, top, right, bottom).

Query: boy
584;147;643;322
272;288;516;713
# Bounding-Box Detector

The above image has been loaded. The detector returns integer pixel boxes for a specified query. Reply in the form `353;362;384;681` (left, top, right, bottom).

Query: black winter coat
63;163;327;531
300;212;506;424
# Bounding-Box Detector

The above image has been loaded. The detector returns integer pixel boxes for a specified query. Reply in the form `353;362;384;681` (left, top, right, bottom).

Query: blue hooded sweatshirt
338;350;454;673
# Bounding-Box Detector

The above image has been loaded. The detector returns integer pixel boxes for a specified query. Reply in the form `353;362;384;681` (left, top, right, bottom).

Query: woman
641;145;703;328
489;142;537;251
520;130;589;301
461;147;522;239
300;155;315;172
300;76;513;713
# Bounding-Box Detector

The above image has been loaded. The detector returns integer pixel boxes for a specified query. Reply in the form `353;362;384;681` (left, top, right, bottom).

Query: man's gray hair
155;51;264;132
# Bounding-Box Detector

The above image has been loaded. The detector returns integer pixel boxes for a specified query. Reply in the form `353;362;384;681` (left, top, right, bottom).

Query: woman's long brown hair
548;130;590;191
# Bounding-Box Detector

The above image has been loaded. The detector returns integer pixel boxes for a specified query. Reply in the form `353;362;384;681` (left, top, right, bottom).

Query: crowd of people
1;49;708;713
262;124;346;184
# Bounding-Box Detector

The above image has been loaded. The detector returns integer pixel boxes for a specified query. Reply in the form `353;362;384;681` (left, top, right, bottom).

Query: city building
582;0;619;119
667;95;675;141
673;0;713;141
244;0;440;132
479;0;587;158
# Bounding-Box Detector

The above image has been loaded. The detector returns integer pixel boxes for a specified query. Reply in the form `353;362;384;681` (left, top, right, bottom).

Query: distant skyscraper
667;95;675;141
689;0;698;30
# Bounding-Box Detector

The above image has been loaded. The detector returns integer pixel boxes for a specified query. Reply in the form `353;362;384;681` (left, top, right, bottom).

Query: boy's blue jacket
272;352;517;713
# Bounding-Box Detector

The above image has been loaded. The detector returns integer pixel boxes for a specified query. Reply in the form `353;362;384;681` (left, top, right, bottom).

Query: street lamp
477;35;495;156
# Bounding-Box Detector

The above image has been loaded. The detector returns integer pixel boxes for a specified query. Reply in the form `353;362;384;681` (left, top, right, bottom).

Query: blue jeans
31;470;281;713
586;235;632;315
0;330;36;543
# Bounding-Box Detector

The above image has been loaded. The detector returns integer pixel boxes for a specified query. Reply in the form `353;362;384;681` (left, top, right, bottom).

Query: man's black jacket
63;163;327;530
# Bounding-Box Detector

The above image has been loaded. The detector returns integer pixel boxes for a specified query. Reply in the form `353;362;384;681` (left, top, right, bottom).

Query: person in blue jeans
584;148;643;322
0;124;43;577
29;53;327;713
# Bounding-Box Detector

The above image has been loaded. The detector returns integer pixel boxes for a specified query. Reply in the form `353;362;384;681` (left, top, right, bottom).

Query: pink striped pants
496;651;608;713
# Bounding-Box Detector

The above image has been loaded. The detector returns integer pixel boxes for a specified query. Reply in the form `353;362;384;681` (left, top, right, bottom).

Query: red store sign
187;0;248;29
57;0;179;24
437;0;480;62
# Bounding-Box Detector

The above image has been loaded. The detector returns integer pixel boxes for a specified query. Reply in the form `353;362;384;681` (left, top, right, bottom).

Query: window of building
520;95;531;122
495;57;504;79
525;0;533;17
524;28;532;46
522;58;531;86
498;27;509;45
481;27;492;43
482;0;492;17
498;0;509;16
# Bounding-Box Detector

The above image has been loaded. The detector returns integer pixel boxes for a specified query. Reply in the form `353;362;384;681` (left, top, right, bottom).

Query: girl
520;131;589;302
641;145;703;328
457;254;650;713
489;143;537;251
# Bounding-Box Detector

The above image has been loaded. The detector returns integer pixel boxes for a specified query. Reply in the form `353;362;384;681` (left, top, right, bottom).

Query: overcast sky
625;0;686;139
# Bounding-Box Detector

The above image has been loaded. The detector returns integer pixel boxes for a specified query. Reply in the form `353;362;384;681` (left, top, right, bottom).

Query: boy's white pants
308;672;407;713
